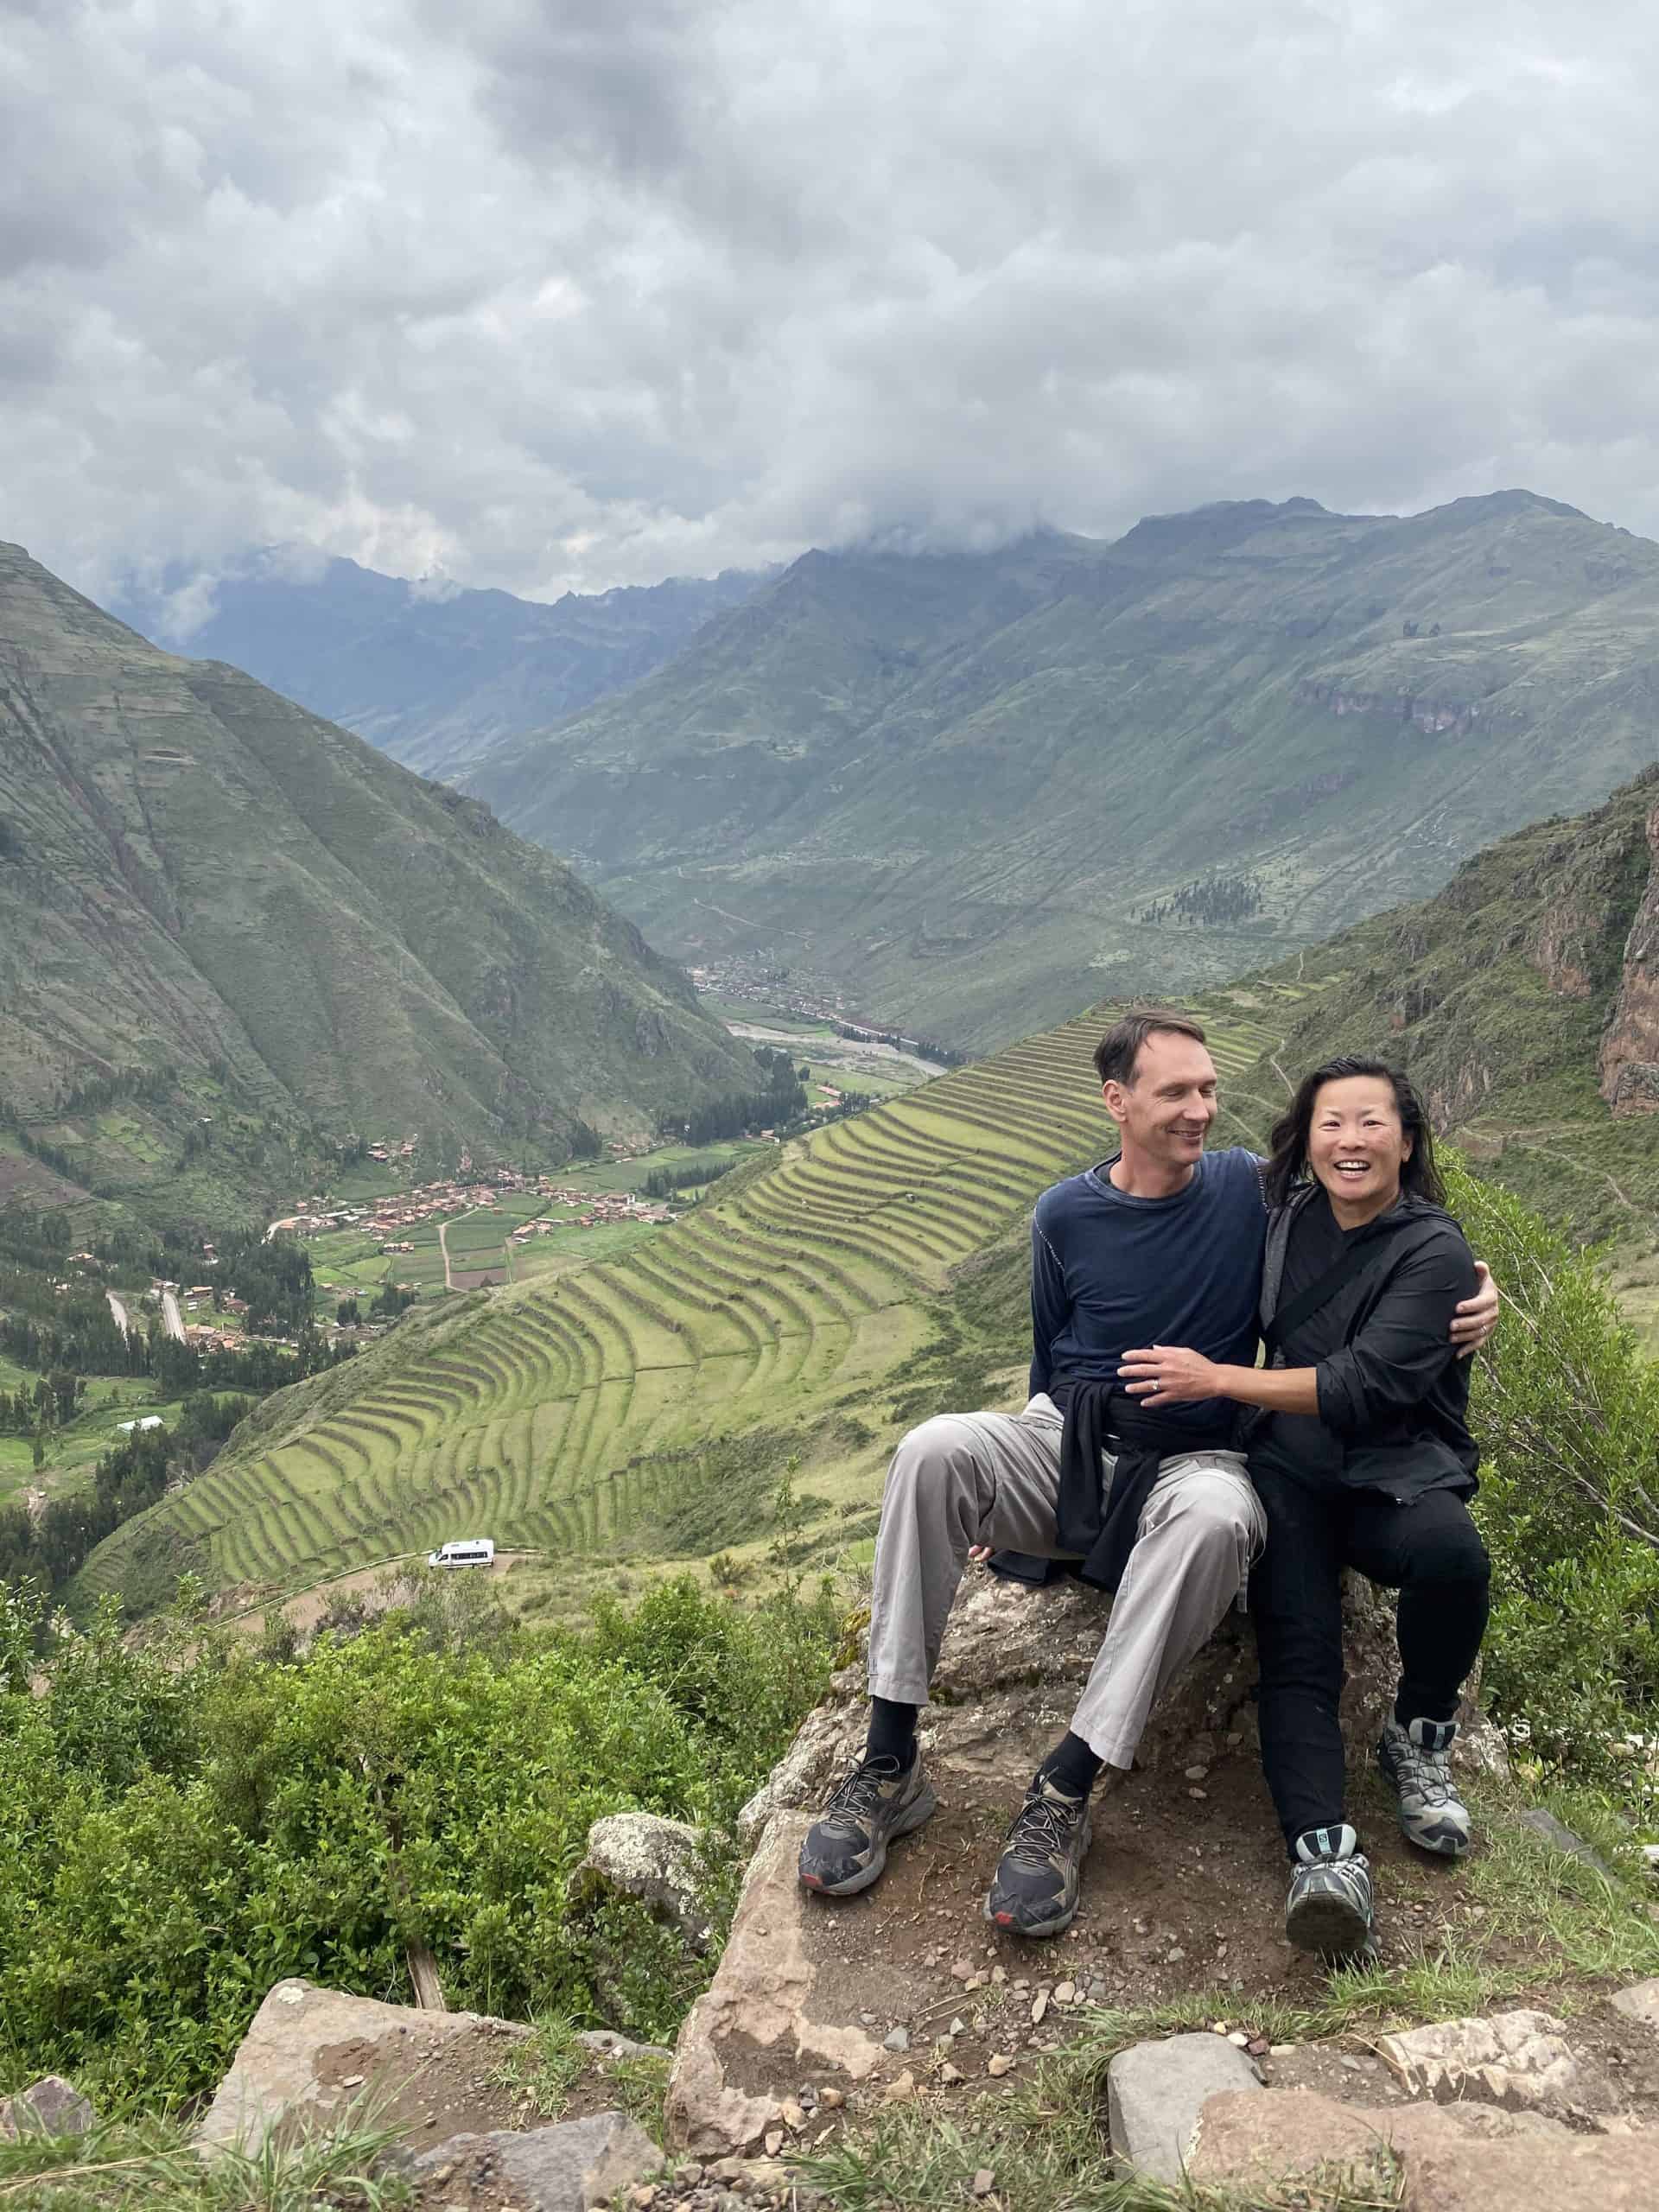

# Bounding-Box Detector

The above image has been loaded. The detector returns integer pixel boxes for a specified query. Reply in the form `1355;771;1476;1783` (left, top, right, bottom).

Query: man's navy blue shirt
1030;1147;1268;1435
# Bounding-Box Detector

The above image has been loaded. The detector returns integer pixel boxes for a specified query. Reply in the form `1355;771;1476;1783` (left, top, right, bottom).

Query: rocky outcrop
408;2110;660;2210
1377;2009;1587;2112
573;1813;713;1950
666;1570;1505;2157
1189;2088;1659;2209
1295;678;1524;738
1599;801;1659;1113
195;1978;531;2157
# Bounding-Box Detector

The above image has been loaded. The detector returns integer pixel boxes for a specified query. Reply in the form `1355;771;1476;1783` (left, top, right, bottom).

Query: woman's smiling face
1307;1073;1411;1220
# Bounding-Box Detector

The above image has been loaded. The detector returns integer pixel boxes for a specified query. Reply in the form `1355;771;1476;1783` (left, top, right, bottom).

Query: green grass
0;2113;415;2210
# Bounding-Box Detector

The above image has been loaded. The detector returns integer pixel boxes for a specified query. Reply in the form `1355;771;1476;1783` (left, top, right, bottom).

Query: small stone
971;2170;995;2197
1;2079;95;2141
1184;1765;1209;1782
1166;1948;1185;1963
939;2062;964;2086
1247;2038;1269;2057
990;1966;1007;1985
883;2070;917;2103
950;2017;967;2037
1611;1980;1659;2030
950;1960;975;1981
780;2098;806;2132
711;2158;747;2182
819;2086;845;2110
1268;2044;1295;2056
884;2026;910;2052
678;2164;706;2185
1339;2055;1363;2072
1227;2031;1249;2048
1053;1980;1076;2004
987;2054;1014;2077
965;1973;988;1991
339;2073;365;2089
1030;1990;1049;2025
1187;1787;1207;1801
763;2129;784;2157
630;2189;658;2209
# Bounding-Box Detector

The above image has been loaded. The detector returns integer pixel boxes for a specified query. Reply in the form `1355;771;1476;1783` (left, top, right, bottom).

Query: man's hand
1117;1344;1222;1404
1452;1261;1499;1360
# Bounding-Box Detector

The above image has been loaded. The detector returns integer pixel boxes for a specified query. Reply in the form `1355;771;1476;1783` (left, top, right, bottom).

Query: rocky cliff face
1599;801;1659;1114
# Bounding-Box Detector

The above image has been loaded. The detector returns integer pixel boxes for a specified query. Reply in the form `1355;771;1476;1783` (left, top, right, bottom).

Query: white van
426;1538;496;1569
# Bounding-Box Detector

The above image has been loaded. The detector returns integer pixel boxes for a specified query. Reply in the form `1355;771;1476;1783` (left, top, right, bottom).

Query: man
797;1009;1497;1938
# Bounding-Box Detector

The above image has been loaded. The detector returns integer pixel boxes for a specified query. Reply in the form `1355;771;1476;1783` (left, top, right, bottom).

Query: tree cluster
1137;869;1266;927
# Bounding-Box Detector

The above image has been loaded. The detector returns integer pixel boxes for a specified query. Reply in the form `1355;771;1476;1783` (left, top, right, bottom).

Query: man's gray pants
866;1393;1266;1770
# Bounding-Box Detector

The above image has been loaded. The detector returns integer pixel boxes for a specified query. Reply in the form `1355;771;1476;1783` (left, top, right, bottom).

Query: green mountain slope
107;553;765;781
0;544;758;1225
1223;766;1659;1268
467;492;1659;1048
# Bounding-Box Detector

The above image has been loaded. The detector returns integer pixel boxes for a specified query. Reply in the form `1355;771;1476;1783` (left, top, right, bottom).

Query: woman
1117;1056;1491;1959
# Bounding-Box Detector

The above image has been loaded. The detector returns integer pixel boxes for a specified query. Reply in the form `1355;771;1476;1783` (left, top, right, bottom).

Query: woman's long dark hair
1263;1056;1445;1210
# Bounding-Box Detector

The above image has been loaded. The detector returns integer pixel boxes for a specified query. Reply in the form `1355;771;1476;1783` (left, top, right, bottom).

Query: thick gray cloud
7;0;1659;606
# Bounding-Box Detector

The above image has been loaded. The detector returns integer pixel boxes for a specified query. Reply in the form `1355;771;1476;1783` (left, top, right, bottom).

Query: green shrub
1447;1160;1659;1821
0;1576;836;2103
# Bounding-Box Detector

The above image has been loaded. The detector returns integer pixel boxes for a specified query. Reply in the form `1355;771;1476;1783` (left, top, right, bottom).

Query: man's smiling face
1103;1029;1219;1174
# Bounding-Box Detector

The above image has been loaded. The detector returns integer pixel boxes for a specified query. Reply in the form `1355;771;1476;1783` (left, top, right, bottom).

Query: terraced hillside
79;986;1304;1611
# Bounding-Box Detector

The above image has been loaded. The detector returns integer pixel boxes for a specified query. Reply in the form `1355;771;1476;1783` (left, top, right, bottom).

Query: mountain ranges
460;491;1659;1050
0;543;758;1228
107;551;765;783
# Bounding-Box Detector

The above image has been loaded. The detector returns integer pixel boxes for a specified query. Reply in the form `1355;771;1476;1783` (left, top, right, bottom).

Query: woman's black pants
1249;1470;1491;1853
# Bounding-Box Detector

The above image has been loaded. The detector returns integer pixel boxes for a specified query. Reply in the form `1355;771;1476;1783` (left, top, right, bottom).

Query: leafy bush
0;1576;836;2104
1447;1160;1659;1821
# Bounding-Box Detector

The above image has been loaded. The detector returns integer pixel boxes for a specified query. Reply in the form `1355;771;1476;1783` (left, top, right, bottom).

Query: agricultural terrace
76;986;1300;1607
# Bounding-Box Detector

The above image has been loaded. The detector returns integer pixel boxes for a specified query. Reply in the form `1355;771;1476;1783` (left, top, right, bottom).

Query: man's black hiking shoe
798;1751;938;1897
982;1772;1092;1938
1285;1824;1375;1960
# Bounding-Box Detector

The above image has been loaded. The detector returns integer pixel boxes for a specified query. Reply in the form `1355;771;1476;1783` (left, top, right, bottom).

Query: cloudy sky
7;0;1659;606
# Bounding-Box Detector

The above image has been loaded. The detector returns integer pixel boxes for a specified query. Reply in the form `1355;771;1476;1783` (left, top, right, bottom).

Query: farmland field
78;980;1308;1611
1;1376;188;1508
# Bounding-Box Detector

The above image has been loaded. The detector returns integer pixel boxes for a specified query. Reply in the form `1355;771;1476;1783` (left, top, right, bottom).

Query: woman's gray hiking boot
982;1772;1092;1938
1285;1824;1375;1959
1376;1717;1471;1856
798;1751;938;1897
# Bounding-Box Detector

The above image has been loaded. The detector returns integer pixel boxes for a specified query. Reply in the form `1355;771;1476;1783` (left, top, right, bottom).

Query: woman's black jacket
1249;1185;1480;1503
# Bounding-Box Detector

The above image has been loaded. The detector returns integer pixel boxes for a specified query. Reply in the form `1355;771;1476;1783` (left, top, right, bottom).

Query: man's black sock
1039;1731;1103;1800
865;1696;918;1767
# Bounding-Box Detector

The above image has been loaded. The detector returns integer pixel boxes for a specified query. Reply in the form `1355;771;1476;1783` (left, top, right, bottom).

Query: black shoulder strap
1262;1223;1408;1355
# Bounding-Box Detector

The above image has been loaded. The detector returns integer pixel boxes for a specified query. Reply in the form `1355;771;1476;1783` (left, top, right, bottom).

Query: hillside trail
439;1206;507;1291
1502;1134;1652;1229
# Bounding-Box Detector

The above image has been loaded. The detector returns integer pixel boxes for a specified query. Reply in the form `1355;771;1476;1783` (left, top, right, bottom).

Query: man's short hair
1093;1008;1208;1089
